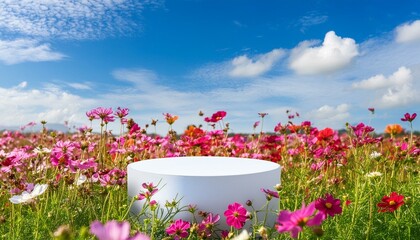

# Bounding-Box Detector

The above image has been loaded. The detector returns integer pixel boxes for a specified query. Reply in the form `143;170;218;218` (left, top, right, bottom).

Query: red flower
204;111;227;123
314;193;342;218
401;112;417;122
224;202;248;229
377;192;405;212
317;128;334;141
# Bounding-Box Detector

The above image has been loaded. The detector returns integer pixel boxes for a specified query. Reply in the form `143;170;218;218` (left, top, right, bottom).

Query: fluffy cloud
0;82;95;127
229;49;285;78
0;39;65;64
352;66;412;90
309;104;350;128
289;31;359;75
395;20;420;43
352;66;419;108
380;84;418;107
0;0;161;39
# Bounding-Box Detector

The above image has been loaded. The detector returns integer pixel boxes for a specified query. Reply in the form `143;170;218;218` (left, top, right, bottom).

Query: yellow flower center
297;217;309;227
325;202;333;209
389;200;396;205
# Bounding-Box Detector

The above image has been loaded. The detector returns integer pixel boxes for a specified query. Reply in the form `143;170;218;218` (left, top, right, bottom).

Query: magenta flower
401;112;417;122
204;111;227;123
197;213;220;238
129;123;141;135
142;182;158;192
276;202;325;238
136;188;158;201
202;213;220;229
115;107;129;118
314;194;342;218
93;107;115;123
261;188;279;199
86;109;97;121
165;219;190;239
90;220;150;240
136;182;158;201
224;202;248;229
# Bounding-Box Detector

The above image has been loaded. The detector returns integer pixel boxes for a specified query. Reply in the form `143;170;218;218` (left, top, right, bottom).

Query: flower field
0;108;419;239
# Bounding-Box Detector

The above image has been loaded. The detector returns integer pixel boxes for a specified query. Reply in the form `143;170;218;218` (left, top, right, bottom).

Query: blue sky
0;0;419;134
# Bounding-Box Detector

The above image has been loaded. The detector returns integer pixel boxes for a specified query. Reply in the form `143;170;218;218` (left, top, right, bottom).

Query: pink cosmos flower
129;123;141;135
90;220;149;240
197;213;220;238
136;182;158;201
314;194;342;218
202;212;220;228
93;107;115;123
115;107;129;118
221;230;229;239
261;188;279;199
253;121;260;129
276;202;325;238
86;109;97;121
401;112;417;122
204;111;227;123
224;202;248;229
165;219;190;239
115;107;130;124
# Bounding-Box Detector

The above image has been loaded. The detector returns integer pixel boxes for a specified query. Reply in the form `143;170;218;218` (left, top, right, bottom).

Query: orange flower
287;124;301;133
163;113;179;125
184;125;205;138
384;124;403;135
124;138;135;148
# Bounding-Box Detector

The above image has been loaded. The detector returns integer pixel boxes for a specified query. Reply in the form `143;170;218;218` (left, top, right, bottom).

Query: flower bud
312;226;324;237
258;226;267;238
274;183;282;191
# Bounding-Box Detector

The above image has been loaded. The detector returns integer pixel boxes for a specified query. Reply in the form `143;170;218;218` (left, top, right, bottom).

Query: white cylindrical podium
128;157;281;229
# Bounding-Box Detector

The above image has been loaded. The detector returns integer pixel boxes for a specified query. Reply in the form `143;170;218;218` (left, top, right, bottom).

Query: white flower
9;184;48;204
76;175;87;186
232;230;250;240
365;171;383;178
370;151;382;159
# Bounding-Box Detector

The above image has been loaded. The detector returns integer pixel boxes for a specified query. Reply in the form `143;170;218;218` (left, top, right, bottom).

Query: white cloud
229;49;285;77
309;104;350;128
112;68;159;89
380;84;418;107
0;82;95;127
0;39;64;64
395;20;420;43
297;12;328;32
352;66;412;89
352;66;420;108
289;31;359;75
67;82;92;90
0;0;162;39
